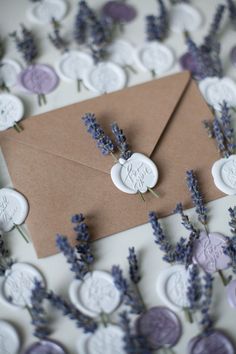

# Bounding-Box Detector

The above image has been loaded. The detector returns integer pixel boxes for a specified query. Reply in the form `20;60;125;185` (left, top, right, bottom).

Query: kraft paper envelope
0;71;222;258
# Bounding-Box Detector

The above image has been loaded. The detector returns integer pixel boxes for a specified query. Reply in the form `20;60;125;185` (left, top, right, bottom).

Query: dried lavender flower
229;207;236;234
184;32;206;80
73;1;87;45
111;122;132;160
0;36;5;61
186;170;208;227
200;273;214;333
82;113;115;156
145;0;168;41
173;202;197;233
48;18;68;52
212;117;229;157
10;25;38;65
224;236;236;273
203;120;214;139
220;101;235;154
227;0;236;28
127;247;141;284
0;234;13;277
202;4;226;49
186;264;202;311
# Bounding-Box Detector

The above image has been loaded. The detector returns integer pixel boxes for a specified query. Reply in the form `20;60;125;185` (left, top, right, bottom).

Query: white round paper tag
136;42;175;75
56;51;93;82
212;155;236;195
83;62;127;94
27;0;67;24
169;4;203;33
69;270;121;318
111;153;158;194
107;40;136;67
0;94;24;131
0;188;28;232
156;265;190;312
0;263;45;308
76;325;125;354
0;59;22;88
199;77;236;111
0;321;20;354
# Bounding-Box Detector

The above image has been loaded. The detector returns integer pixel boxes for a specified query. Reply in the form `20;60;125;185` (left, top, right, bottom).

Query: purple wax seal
230;46;236;67
19;64;59;94
24;340;67;354
188;330;235;354
193;231;230;273
226;279;236;308
102;1;137;22
179;52;198;73
136;306;182;349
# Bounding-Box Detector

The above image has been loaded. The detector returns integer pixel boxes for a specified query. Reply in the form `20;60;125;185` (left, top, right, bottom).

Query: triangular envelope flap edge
0;71;191;174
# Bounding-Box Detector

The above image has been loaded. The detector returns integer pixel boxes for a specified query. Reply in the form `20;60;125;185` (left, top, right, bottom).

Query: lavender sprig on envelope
213;118;229;157
111;122;132;160
220;102;235;154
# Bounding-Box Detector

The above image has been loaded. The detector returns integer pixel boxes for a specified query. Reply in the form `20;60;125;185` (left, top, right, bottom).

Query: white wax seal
0;320;20;354
169;4;203;33
55;51;93;82
107;39;136;67
136;42;175;75
69;270;121;318
212;155;236;195
111;153;158;194
0;188;29;232
0;94;24;131
27;0;68;24
156;265;190;312
0;263;45;308
83;62;127;94
76;325;125;354
199;77;236;111
0;59;22;88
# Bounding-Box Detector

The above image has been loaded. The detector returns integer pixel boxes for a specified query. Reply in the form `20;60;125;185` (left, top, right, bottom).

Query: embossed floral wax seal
69;270;121;317
0;320;20;354
27;0;68;24
0;188;28;232
107;40;137;71
169;3;203;33
111;153;158;194
193;231;230;273
136;306;182;350
0;263;45;308
188;330;235;354
24;339;67;354
0;94;24;131
156;265;190;312
0;59;22;89
211;155;236;195
76;324;126;354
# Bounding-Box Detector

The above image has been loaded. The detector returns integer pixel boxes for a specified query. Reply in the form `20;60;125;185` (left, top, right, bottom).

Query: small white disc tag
212;155;236;195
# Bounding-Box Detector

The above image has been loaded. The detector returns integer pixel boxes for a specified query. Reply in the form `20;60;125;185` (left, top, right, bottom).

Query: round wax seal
199;77;236;111
188;331;235;354
156;265;190;311
27;0;67;24
76;325;125;354
107;40;136;67
69;270;121;317
111;153;158;194
102;1;137;22
56;51;93;82
136;42;175;75
0;320;20;354
0;263;45;308
212;155;236;195
19;64;59;94
193;231;230;273
179;52;198;74
136;306;182;349
169;4;203;33
0;188;28;231
83;62;127;94
226;279;236;308
0;94;24;131
230;46;236;67
0;59;22;88
24;339;66;354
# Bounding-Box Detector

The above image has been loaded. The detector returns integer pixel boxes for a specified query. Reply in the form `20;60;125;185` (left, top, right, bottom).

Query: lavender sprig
146;15;159;41
186;170;208;227
127;247;141;284
73;1;87;45
173;203;198;234
111;122;132;160
202;4;226;49
0;234;13;277
82;113;115;156
30;280;51;339
220;102;235;154
203;120;214;139
145;0;168;41
48;18;68;52
224;236;236;273
212;117;229;157
227;0;236;28
186;264;202;312
0;36;5;61
10;25;38;65
184;32;206;80
200;273;214;333
111;265;144;314
229;207;236;234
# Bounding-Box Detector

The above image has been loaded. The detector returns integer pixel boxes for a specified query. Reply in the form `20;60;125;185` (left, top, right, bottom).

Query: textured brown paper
0;72;222;258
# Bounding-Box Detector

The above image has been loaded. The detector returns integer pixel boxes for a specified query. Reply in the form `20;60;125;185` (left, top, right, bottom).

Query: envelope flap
0;72;191;173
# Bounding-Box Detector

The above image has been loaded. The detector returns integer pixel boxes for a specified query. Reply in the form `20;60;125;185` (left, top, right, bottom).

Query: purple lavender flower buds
213;118;229;157
145;0;169;41
10;25;38;65
127;247;141;284
111;122;132;160
220;102;235;154
186;264;202;311
229;207;236;234
227;0;236;28
48;18;68;52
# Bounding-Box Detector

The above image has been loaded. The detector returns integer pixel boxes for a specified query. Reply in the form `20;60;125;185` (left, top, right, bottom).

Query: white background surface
0;0;236;353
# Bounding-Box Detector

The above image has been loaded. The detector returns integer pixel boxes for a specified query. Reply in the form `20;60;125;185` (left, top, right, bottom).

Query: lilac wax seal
193;231;230;273
136;306;182;349
188;330;235;354
227;279;236;308
102;1;137;22
230;46;236;67
24;340;67;354
19;64;59;94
